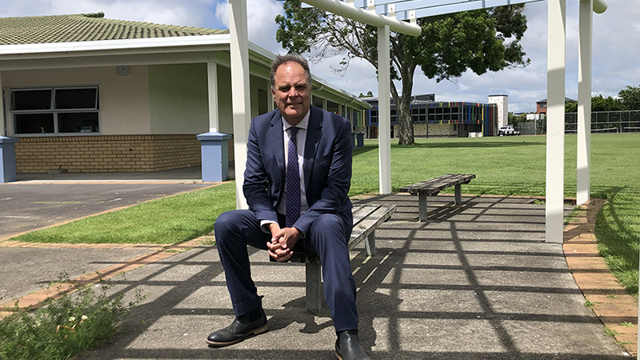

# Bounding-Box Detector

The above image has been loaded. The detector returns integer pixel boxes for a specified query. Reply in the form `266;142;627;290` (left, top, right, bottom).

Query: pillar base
0;137;19;183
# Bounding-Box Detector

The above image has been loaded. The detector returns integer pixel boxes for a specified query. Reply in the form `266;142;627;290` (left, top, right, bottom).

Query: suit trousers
214;209;358;332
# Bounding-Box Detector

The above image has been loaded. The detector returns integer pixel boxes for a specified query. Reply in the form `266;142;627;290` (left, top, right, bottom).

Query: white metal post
545;0;567;243
229;0;251;209
377;25;392;194
207;61;220;133
577;0;593;205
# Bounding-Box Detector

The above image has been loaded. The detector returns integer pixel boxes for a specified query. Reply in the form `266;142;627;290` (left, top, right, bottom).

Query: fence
566;110;640;133
514;110;640;135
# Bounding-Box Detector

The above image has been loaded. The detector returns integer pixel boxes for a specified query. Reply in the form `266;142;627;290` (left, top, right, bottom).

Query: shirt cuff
260;220;276;234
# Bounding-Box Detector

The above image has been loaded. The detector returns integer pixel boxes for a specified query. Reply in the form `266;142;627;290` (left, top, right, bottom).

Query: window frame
10;86;101;136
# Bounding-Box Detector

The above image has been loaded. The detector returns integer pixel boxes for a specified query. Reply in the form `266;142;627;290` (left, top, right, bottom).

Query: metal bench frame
399;174;476;222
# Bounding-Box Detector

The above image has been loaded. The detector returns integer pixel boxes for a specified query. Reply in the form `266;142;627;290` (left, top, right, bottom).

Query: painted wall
1;66;151;135
148;63;209;134
428;123;455;137
414;124;427;136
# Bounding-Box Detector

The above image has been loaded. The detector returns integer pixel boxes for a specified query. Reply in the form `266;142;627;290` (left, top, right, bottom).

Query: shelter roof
0;12;226;45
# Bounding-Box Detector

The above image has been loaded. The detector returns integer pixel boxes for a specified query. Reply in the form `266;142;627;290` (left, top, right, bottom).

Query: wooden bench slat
399;174;475;195
348;204;396;251
352;204;381;226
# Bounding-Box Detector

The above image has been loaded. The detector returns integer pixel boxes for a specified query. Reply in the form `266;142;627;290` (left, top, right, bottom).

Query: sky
1;0;638;113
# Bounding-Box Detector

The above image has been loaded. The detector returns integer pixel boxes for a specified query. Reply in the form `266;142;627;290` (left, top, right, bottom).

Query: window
11;87;100;135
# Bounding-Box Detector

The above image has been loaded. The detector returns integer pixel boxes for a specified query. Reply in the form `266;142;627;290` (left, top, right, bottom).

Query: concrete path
59;194;629;360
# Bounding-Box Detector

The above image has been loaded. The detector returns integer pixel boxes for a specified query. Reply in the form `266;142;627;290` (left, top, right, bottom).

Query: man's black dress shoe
335;330;370;360
206;308;268;347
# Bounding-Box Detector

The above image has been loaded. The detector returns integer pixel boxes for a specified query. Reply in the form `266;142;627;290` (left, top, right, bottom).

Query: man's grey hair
270;54;312;89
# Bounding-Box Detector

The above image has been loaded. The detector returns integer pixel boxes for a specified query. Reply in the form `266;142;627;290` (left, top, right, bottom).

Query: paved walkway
1;189;634;359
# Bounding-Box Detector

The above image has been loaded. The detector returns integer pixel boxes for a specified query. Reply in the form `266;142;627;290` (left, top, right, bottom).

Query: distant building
488;95;508;128
536;97;576;115
361;94;498;138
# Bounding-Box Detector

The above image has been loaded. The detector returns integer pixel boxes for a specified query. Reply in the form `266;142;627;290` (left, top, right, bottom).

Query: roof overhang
0;33;370;109
0;34;232;61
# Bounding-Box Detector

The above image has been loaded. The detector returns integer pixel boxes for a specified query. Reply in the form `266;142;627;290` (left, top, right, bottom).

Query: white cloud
1;0;638;113
214;1;229;28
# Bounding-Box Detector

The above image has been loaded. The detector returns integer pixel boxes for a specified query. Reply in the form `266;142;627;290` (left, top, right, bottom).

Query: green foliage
565;95;623;112
565;101;577;113
591;95;623;111
358;91;374;98
507;112;527;126
0;275;142;360
596;190;640;295
603;327;620;337
618;85;640;110
275;1;529;145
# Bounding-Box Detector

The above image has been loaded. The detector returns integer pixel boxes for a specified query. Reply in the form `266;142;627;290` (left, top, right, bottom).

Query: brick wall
227;134;235;167
15;135;202;173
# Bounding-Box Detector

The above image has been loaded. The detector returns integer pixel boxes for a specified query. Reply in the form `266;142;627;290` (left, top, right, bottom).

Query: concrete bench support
305;259;322;313
280;204;396;313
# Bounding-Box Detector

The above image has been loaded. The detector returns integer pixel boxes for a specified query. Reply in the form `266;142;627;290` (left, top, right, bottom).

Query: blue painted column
197;132;232;182
0;137;19;183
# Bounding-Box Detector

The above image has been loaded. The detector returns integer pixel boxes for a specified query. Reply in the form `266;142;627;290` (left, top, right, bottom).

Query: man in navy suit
207;54;370;360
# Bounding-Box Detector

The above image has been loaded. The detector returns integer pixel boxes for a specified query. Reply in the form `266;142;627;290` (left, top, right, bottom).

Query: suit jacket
243;105;353;236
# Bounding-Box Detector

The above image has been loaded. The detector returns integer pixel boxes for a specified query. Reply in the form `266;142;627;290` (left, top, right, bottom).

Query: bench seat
399;174;475;222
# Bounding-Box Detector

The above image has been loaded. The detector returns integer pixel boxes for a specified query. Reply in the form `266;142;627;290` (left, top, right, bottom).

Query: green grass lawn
13;182;236;244
351;133;640;294
351;133;639;198
11;133;639;294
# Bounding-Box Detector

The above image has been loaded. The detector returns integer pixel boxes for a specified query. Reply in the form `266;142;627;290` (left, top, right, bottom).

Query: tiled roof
0;12;227;46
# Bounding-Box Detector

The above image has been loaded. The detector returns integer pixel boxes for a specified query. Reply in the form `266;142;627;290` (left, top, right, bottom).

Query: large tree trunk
395;93;413;145
393;63;417;145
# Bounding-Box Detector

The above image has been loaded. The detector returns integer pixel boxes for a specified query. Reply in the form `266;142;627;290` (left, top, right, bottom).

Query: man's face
272;61;311;125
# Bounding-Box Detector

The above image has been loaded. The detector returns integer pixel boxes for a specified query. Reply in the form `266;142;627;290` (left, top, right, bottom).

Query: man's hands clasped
267;223;302;262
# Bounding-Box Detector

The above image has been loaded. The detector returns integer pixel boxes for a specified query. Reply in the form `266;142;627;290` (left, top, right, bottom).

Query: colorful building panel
362;95;498;138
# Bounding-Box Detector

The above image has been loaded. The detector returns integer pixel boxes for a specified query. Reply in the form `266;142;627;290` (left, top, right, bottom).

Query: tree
618;85;640;110
276;0;529;144
565;95;623;112
358;90;374;98
508;112;527;126
591;95;622;111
